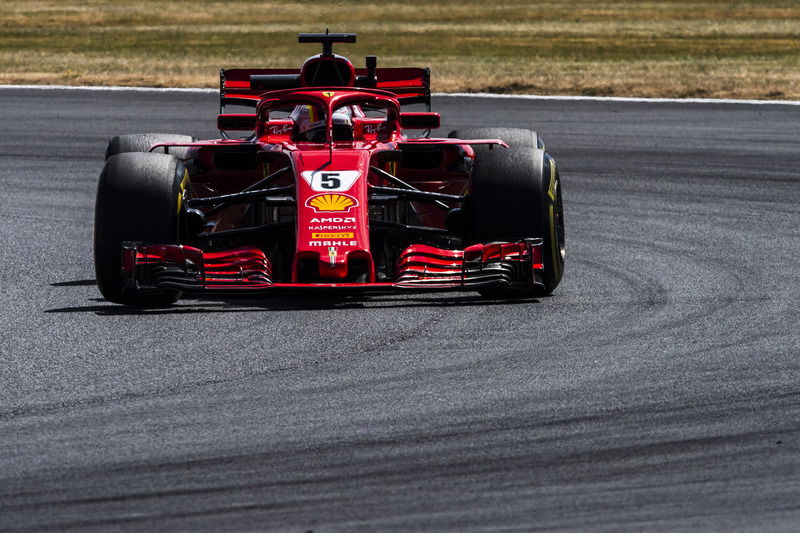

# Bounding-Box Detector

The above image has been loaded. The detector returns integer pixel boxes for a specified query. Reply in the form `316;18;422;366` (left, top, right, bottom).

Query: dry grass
1;0;799;99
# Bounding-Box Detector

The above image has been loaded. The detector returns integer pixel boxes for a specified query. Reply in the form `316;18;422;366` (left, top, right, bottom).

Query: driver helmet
290;104;326;142
331;107;353;141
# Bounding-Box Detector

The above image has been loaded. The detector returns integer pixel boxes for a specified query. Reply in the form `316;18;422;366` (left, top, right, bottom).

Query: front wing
121;240;545;294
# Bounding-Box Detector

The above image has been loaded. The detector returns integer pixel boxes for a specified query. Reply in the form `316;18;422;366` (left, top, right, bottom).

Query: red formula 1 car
94;33;565;305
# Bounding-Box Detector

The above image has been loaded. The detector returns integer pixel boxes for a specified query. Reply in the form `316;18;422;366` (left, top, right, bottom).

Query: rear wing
220;67;431;112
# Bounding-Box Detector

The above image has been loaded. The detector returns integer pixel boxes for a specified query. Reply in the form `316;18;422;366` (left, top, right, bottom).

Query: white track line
0;84;217;94
442;92;800;106
2;84;798;106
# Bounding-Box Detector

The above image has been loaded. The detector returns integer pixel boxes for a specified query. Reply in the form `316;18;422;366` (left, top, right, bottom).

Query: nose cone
291;149;373;282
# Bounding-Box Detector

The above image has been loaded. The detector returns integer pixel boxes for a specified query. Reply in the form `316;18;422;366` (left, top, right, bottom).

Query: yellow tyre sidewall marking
176;169;189;214
176;169;189;239
546;158;562;279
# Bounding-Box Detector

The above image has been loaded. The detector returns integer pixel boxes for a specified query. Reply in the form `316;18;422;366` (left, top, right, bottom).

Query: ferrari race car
94;32;565;305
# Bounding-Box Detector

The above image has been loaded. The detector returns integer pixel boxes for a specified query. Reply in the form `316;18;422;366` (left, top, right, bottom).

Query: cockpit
255;92;401;144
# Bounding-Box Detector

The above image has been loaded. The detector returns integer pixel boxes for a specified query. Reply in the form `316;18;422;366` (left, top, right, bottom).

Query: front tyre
94;152;188;306
467;146;565;296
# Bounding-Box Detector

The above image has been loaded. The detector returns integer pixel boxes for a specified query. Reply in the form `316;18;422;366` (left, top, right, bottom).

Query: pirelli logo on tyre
305;193;358;213
311;232;354;239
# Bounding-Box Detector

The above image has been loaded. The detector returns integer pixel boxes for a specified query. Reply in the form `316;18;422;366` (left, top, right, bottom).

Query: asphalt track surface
1;88;798;532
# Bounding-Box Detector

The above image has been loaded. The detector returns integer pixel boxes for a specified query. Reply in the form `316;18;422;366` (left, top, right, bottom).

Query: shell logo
305;193;358;213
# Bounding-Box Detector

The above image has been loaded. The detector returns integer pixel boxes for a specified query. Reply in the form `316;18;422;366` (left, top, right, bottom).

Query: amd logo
309;217;356;223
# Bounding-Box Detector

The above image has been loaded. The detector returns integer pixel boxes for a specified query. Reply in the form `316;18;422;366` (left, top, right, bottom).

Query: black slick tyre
94;152;188;306
448;127;542;151
105;133;196;161
466;146;565;296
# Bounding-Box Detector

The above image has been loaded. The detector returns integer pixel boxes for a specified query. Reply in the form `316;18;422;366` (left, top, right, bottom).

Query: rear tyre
466;146;565;296
448;127;542;151
105;133;196;160
94;152;188;306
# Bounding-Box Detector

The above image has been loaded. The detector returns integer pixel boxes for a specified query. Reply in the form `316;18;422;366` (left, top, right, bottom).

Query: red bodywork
121;39;545;296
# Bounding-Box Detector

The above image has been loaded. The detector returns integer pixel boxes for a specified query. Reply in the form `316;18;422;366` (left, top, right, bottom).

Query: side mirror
374;149;403;163
217;114;257;131
400;112;440;130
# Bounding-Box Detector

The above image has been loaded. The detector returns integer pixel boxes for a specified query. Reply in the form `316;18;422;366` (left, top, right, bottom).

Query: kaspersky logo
305;193;358;213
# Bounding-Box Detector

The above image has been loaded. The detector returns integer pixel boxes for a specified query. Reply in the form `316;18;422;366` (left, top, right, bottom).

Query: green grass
1;0;799;98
